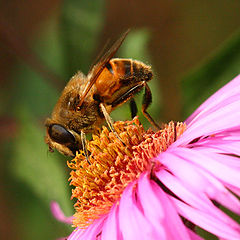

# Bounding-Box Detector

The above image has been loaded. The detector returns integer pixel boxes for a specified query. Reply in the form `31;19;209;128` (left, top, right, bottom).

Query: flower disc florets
68;117;186;228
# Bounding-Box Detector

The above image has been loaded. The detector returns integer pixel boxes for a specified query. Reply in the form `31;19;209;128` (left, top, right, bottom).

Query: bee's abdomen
95;58;153;101
110;58;153;83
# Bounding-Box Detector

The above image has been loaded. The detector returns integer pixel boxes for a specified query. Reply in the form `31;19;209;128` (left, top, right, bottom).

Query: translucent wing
77;29;130;108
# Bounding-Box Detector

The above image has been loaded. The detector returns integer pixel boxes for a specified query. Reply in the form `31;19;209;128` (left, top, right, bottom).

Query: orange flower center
68;117;186;228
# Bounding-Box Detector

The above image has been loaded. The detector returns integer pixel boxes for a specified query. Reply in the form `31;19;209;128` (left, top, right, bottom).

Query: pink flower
54;75;240;239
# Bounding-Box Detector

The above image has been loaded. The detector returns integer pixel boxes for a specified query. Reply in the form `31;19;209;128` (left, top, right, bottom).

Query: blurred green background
0;1;240;239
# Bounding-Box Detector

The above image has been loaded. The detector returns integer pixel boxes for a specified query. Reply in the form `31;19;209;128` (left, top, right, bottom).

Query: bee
45;30;159;157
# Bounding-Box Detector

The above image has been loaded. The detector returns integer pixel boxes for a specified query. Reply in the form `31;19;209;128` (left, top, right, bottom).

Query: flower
57;75;240;239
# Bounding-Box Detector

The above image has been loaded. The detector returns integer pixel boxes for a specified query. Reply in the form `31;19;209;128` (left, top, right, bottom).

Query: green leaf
182;30;240;118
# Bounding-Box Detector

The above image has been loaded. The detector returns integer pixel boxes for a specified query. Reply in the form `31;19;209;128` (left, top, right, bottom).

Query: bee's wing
78;29;130;107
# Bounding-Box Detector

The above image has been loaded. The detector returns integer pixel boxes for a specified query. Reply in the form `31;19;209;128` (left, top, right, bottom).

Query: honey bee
45;30;159;157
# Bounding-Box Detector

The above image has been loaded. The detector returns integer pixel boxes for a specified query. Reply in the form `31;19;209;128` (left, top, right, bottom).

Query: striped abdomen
95;58;153;108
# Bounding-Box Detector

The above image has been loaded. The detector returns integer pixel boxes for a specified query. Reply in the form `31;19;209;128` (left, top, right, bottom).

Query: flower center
68;117;186;228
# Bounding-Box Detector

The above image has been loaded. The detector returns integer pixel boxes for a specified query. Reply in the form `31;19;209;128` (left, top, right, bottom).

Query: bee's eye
48;124;75;144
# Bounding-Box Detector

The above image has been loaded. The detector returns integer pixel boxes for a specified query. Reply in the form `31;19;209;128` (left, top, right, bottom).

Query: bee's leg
81;131;90;164
100;103;124;143
142;83;161;129
129;98;138;119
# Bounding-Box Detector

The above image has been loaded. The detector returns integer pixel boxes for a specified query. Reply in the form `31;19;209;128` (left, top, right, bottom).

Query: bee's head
45;119;82;157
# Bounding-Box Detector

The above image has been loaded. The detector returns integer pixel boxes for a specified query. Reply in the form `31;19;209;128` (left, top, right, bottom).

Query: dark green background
0;1;240;239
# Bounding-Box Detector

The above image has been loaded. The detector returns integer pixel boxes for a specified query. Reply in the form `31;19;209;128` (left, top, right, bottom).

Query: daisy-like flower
54;75;240;240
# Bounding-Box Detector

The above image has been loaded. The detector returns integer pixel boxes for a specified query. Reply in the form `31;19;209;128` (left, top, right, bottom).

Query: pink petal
191;138;240;162
137;174;168;239
193;144;240;170
101;204;122;240
68;217;105;240
156;168;240;226
137;173;193;240
198;166;240;214
173;198;240;240
158;150;240;214
50;201;73;225
156;169;215;211
186;74;240;124
68;228;84;240
177;98;240;145
118;182;161;240
172;148;240;189
187;94;240;128
157;151;213;194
